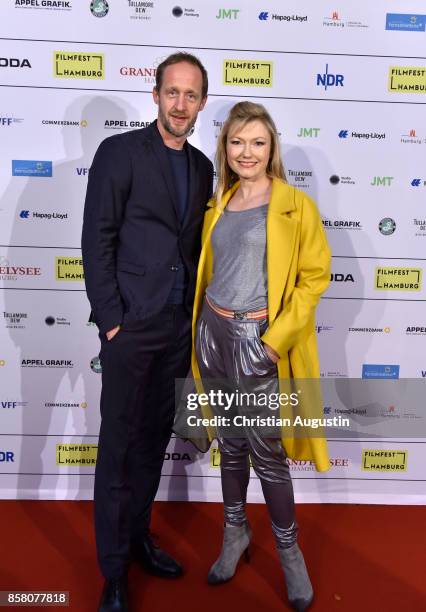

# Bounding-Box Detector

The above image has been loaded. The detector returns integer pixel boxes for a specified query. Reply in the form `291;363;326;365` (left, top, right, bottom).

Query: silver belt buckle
233;311;248;320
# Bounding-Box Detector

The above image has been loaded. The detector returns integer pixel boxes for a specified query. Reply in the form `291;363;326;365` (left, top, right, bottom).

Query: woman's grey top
206;203;268;312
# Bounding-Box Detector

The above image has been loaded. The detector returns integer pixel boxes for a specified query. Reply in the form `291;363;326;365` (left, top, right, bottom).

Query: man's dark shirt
166;144;189;304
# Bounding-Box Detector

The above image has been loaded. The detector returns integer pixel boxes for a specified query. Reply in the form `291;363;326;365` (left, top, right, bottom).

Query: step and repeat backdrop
1;1;425;503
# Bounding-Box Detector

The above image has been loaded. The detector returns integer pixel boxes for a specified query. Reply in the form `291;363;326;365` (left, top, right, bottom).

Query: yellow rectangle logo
362;449;407;471
210;447;221;468
388;66;426;93
56;444;97;466
55;257;84;281
375;267;422;291
54;52;104;79
223;60;273;87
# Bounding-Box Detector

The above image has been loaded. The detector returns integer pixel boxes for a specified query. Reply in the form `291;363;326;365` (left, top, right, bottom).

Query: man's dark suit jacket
82;120;214;334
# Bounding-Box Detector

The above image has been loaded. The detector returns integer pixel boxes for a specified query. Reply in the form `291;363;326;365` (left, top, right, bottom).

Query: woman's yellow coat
191;178;332;472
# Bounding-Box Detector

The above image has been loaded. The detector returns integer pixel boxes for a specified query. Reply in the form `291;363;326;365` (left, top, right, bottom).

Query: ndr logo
0;451;14;462
317;64;344;89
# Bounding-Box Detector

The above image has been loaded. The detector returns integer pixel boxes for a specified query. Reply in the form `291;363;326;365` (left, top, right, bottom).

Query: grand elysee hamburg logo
223;60;273;87
388;66;426;93
53;51;104;79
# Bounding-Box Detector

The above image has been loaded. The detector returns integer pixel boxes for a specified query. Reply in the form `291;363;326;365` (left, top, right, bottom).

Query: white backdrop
1;1;426;504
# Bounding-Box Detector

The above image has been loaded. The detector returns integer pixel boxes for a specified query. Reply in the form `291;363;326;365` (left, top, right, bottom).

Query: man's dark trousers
95;304;191;579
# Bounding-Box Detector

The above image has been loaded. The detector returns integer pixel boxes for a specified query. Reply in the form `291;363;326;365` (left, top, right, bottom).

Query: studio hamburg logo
90;0;109;17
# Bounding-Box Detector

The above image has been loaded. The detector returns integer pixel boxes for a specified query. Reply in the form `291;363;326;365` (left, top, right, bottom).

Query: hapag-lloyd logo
0;257;41;280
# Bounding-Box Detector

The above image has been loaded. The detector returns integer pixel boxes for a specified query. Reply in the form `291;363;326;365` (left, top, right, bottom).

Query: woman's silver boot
277;543;313;611
207;522;252;585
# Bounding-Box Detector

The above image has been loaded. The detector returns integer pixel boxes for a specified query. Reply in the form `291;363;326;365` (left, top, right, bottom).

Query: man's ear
152;87;159;105
199;96;208;112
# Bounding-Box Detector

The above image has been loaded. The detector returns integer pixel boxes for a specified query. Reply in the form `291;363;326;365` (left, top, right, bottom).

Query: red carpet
0;501;424;611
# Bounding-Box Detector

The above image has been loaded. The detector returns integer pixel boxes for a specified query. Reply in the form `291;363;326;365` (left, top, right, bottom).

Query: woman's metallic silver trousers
195;298;297;548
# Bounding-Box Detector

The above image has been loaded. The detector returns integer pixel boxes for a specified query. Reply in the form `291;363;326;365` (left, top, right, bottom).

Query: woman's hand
263;342;280;363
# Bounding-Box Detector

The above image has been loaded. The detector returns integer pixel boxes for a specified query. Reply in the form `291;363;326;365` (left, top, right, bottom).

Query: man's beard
158;106;197;138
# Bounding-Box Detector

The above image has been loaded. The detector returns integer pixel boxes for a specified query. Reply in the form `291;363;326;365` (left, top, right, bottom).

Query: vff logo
317;64;344;90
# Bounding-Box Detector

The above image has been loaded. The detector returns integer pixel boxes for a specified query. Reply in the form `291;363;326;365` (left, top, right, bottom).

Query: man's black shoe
98;576;129;612
134;534;183;578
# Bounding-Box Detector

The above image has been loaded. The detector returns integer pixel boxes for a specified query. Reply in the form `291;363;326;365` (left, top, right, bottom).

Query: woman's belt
206;295;268;321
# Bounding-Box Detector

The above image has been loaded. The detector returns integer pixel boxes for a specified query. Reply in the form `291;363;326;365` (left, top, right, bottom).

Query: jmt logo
371;176;394;186
317;64;344;89
0;451;14;462
297;128;320;137
216;9;240;19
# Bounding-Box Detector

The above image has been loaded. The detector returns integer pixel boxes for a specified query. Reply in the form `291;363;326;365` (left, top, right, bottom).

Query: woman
191;102;331;611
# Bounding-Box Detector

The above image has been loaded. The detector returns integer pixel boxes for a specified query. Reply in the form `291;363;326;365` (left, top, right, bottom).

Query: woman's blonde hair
214;101;286;206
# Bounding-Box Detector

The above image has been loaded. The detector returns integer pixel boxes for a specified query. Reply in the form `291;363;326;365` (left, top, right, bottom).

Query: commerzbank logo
54;52;104;79
223;60;273;87
388;67;426;94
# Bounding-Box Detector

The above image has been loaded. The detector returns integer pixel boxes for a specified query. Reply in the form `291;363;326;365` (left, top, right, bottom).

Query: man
82;53;213;612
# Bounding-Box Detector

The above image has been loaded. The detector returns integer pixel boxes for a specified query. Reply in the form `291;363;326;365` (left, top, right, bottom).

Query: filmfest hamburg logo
388;66;426;93
375;267;422;291
54;51;104;79
362;449;407;472
56;444;97;466
223;60;273;87
55;257;84;281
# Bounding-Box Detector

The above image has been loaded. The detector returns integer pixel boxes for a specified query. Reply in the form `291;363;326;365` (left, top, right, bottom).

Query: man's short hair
155;52;208;99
